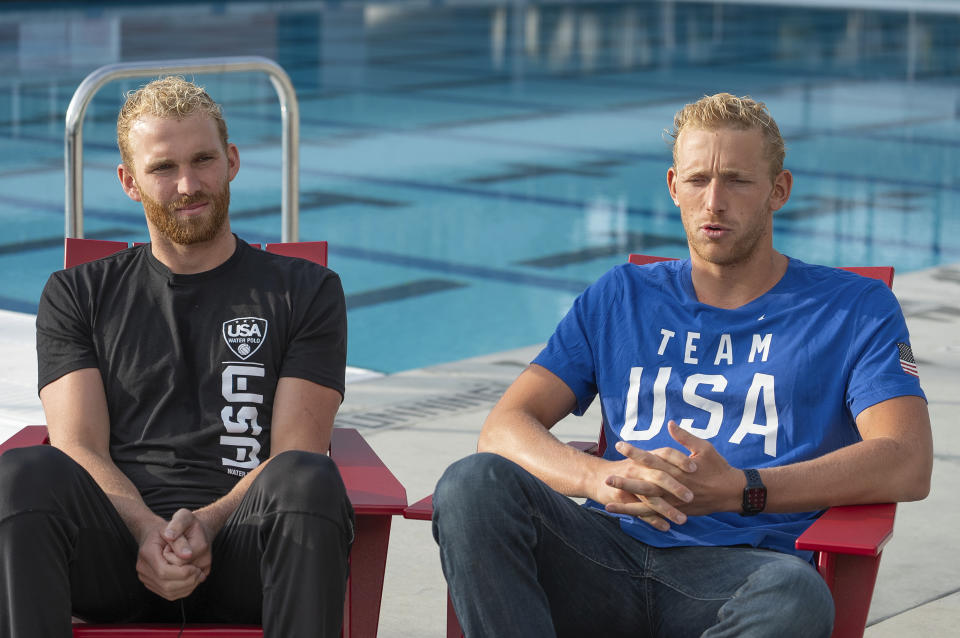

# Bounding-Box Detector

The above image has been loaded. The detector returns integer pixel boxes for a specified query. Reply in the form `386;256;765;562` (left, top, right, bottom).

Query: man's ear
226;143;240;182
117;163;142;202
769;169;793;212
666;166;680;206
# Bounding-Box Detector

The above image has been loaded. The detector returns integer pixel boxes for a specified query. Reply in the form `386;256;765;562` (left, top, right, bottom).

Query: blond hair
116;76;228;169
668;93;785;180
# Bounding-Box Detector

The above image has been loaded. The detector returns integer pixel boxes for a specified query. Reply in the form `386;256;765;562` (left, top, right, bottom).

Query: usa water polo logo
222;317;268;360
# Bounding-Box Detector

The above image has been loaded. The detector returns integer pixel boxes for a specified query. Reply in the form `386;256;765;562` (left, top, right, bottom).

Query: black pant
0;445;354;638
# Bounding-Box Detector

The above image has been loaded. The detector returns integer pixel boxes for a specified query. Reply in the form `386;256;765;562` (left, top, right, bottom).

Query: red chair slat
65;238;129;269
266;241;328;266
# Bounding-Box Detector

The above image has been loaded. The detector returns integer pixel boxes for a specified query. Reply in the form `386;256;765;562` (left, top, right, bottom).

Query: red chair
404;253;898;638
0;238;408;638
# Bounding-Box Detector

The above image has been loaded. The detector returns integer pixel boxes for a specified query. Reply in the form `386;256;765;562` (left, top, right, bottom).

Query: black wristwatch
741;469;766;516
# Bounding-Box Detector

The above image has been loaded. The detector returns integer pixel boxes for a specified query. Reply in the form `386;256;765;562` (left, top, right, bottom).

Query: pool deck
1;261;958;636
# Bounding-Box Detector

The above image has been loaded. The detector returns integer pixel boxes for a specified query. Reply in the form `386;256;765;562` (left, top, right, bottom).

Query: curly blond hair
668;93;785;180
116;76;228;169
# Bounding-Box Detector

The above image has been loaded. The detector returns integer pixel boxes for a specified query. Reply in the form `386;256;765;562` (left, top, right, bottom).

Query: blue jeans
433;453;833;638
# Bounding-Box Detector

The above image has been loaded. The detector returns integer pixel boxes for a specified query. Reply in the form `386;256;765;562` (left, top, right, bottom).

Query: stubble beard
142;182;230;246
686;203;773;268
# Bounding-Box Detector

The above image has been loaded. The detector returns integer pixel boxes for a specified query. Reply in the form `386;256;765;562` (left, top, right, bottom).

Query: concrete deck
1;261;957;636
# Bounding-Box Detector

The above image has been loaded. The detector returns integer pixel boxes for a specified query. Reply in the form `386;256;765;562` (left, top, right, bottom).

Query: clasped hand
136;508;212;601
595;421;742;531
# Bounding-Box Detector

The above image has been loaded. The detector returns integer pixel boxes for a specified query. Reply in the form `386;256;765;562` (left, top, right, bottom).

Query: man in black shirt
0;77;352;637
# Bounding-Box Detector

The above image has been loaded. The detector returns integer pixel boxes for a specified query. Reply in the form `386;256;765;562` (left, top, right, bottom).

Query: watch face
744;487;766;513
742;469;766;515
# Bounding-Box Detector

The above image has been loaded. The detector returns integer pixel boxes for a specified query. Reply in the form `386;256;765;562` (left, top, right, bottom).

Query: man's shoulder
239;242;338;279
786;258;892;297
234;244;343;308
591;258;686;298
779;259;901;327
44;244;148;295
602;258;685;284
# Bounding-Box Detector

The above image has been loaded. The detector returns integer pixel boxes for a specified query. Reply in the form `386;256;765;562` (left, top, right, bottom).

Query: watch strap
741;468;766;516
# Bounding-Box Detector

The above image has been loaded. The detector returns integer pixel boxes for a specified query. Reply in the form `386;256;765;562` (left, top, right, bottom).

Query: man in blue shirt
433;93;932;637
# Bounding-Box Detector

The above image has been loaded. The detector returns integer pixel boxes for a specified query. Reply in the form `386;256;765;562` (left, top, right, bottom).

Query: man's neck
149;227;237;275
689;250;789;310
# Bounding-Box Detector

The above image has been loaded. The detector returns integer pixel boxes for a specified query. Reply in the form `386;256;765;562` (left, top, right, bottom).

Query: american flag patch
898;343;919;378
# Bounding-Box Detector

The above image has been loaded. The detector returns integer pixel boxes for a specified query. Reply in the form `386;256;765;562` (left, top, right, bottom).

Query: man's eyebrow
684;167;754;176
144;157;173;170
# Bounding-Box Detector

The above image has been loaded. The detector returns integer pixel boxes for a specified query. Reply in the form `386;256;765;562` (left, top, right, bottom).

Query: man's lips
700;223;730;238
174;201;208;214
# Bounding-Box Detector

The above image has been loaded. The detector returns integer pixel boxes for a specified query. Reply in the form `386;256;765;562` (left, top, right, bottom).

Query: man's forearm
479;406;609;499
761;436;931;513
55;443;164;542
758;395;933;513
192;459;270;536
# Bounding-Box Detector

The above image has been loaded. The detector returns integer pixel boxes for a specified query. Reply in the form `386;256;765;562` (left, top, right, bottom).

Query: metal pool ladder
64;56;300;242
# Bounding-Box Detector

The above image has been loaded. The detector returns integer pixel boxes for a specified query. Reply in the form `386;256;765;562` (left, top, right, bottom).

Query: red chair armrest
329;428;405;638
796;504;896;638
0;425;50;453
795;503;896;556
330;428;407;516
403;494;434;521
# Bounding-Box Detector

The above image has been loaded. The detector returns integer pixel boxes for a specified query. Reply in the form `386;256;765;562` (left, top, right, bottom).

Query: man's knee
774;560;834;635
743;556;834;637
434;453;527;518
255;450;349;519
0;446;80;515
432;453;541;550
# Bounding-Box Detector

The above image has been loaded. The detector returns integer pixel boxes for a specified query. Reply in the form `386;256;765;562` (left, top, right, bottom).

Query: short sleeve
278;270;347;399
845;282;926;419
35;271;99;392
532;269;620;416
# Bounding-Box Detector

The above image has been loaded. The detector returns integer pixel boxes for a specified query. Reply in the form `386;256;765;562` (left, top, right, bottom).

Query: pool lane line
234;227;593;295
0;227;138;257
345;279;468;310
0;192;144;225
0;295;36;315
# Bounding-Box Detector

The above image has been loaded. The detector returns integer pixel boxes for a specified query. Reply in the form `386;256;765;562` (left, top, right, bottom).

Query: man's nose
177;169;202;195
705;179;726;213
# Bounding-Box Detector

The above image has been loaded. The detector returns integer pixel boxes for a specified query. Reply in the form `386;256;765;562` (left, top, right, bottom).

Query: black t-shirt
36;238;346;518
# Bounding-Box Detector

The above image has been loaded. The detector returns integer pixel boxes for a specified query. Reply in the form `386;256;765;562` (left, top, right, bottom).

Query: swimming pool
0;0;958;373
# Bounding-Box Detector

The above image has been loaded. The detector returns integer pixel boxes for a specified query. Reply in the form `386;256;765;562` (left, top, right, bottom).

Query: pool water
0;1;958;372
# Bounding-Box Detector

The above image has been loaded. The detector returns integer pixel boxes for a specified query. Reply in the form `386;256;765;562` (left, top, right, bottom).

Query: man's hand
659;421;745;516
135;517;207;601
161;508;213;577
600;421;744;527
593;435;697;531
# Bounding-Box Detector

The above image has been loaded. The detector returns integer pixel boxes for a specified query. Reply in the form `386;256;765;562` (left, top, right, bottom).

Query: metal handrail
64;56;300;242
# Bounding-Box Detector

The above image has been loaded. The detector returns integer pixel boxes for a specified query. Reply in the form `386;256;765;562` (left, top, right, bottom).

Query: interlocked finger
605;492;688;527
606;466;694;504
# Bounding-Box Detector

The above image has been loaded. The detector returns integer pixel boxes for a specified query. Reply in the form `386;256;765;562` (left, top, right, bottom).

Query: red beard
141;183;230;246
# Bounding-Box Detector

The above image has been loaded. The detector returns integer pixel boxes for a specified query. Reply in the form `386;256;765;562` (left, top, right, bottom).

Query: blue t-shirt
533;258;925;558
